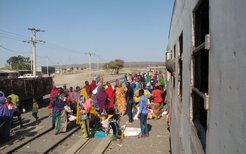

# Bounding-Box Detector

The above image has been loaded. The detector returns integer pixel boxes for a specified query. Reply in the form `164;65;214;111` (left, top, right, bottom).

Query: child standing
32;98;39;122
139;89;149;137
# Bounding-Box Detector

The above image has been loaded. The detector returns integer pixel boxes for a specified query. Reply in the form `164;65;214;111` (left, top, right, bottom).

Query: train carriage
165;0;246;153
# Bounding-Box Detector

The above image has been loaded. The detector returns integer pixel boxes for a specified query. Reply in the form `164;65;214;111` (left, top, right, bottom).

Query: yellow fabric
8;94;19;106
80;88;89;100
133;90;151;105
115;85;126;114
90;106;97;116
76;102;80;125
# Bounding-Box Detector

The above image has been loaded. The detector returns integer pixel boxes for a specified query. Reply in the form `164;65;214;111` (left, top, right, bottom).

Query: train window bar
192;42;205;54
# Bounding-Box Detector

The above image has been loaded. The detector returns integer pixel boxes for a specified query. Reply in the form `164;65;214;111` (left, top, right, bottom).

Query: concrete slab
91;136;111;154
65;138;89;154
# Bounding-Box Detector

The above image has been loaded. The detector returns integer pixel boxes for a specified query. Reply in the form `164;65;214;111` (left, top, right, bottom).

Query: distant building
37;66;55;76
0;70;19;79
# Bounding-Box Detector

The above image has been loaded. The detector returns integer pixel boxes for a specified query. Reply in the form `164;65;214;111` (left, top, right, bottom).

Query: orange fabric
115;84;126;114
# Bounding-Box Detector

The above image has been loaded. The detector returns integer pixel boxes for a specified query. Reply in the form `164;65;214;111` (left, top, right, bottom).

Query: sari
115;82;126;114
106;83;115;109
80;88;89;101
96;87;108;113
52;95;66;133
90;80;97;91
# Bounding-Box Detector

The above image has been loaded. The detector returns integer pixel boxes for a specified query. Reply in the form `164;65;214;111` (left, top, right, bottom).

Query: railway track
7;125;111;154
7;123;79;154
5;78;121;154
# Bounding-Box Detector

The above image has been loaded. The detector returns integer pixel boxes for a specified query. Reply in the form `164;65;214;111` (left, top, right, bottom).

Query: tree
7;55;31;70
103;59;124;74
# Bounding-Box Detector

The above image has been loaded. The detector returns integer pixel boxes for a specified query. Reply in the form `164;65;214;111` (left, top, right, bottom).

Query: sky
0;0;173;67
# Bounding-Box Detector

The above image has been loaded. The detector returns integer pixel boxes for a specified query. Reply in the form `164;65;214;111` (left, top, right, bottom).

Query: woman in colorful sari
80;98;93;138
96;86;109;113
48;86;59;116
0;94;11;141
52;89;66;135
106;82;115;112
115;81;126;115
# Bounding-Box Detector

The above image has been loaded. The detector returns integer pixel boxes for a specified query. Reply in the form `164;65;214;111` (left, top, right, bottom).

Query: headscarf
50;86;59;100
0;97;6;104
90;80;97;91
80;87;89;100
83;98;93;113
0;97;10;117
49;86;59;108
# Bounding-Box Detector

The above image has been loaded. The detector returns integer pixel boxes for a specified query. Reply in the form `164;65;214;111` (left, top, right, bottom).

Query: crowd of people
47;71;166;139
0;71;166;142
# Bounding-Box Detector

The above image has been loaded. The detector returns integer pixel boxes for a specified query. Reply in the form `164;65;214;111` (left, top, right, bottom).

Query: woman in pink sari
48;86;59;116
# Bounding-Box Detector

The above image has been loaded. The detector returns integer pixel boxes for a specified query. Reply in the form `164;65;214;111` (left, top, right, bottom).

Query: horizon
0;0;173;67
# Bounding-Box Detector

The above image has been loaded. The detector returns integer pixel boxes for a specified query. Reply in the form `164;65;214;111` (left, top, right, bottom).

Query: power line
0;33;25;41
0;45;29;54
0;29;28;38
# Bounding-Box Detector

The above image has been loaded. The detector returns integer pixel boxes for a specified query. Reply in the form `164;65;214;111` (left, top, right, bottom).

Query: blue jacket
139;95;148;114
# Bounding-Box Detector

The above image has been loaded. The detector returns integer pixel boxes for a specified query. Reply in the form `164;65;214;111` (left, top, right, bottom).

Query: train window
178;33;183;99
192;0;209;151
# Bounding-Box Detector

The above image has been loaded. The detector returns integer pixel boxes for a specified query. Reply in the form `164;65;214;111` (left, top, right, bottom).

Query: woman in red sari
151;84;163;119
106;82;115;111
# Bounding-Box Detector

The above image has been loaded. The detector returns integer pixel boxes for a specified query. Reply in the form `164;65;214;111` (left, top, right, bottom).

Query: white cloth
124;127;141;137
133;107;140;120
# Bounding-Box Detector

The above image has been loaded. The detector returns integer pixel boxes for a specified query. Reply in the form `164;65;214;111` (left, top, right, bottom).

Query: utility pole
23;28;45;77
96;55;100;76
84;52;95;80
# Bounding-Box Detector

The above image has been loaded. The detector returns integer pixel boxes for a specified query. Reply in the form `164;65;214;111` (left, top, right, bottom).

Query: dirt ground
53;68;147;88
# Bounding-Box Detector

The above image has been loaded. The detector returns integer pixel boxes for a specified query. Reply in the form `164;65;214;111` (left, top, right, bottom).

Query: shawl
80;88;89;100
106;83;115;108
96;87;108;103
83;98;92;113
49;86;59;108
106;83;114;99
84;84;92;97
90;80;97;91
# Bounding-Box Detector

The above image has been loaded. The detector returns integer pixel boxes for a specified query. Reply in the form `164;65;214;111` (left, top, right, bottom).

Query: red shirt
152;89;163;103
